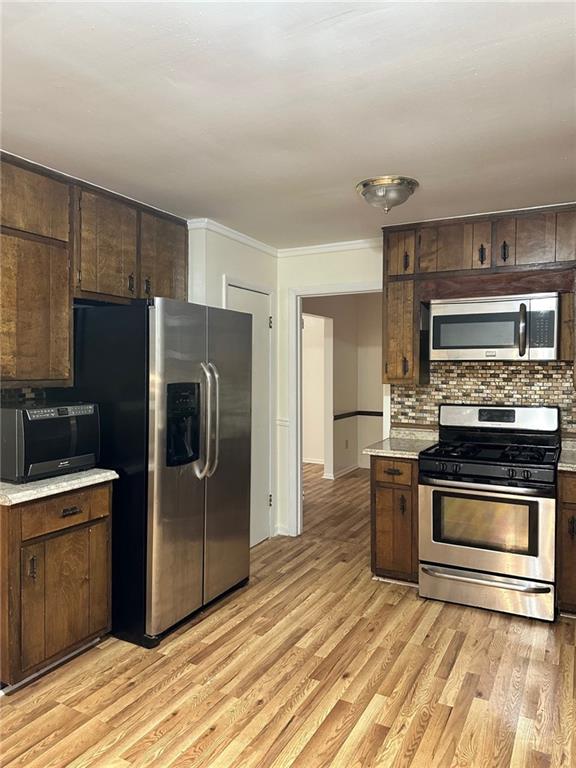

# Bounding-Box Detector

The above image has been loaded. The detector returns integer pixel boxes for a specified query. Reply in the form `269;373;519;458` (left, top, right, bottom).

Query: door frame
288;281;383;536
222;274;276;541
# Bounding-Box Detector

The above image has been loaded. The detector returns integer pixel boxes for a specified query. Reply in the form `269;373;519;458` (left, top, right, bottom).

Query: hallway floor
0;465;574;767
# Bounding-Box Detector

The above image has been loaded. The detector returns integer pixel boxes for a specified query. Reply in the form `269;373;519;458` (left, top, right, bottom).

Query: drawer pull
28;556;37;580
61;505;82;518
569;516;576;539
385;468;402;476
399;495;406;515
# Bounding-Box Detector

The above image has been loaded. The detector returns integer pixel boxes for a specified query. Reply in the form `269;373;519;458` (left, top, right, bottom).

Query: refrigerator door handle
207;362;220;477
194;362;212;479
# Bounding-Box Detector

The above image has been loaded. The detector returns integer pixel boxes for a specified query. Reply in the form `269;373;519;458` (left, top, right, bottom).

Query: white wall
276;244;383;533
188;222;385;536
188;221;277;307
356;292;385;468
302;314;325;464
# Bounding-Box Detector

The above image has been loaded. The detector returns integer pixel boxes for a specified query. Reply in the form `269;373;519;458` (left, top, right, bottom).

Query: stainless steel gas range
418;405;560;621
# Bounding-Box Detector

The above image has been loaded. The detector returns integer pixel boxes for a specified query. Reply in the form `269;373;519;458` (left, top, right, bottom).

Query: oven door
418;479;555;583
430;298;527;361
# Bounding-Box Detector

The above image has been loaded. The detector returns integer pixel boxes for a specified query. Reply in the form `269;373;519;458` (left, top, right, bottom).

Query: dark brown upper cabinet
78;190;138;298
383;280;416;383
386;229;415;276
0;233;71;384
140;213;187;301
417;227;438;272
471;220;492;270
556;210;576;262
494;212;557;267
1;162;69;241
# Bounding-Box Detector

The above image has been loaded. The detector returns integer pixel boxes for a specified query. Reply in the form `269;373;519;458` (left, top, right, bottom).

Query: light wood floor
1;464;574;767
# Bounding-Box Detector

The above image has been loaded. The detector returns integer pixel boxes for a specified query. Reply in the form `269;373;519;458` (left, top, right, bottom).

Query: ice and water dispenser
166;383;200;466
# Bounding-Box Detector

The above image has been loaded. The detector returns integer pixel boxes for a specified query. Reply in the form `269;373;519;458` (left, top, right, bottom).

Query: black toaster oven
0;404;100;483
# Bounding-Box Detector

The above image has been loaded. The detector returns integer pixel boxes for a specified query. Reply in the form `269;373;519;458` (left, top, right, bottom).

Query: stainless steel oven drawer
419;564;555;621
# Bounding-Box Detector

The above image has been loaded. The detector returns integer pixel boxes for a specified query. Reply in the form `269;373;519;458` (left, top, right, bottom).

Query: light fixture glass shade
356;176;419;213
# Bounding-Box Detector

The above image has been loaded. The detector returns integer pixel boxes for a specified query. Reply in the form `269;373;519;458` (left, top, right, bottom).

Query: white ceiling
2;2;575;248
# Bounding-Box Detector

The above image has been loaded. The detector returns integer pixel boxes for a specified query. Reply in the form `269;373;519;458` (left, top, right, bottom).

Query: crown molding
277;237;381;258
187;218;277;257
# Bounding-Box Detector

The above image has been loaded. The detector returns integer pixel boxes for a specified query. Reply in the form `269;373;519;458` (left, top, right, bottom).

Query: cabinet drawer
374;459;413;486
20;485;109;540
559;474;576;504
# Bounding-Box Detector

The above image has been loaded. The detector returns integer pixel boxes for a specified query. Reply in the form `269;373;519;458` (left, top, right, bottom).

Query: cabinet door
89;522;110;634
494;217;516;266
79;191;137;297
556;211;576;262
417;228;438;272
558;504;576;612
1;162;69;241
0;234;70;382
436;223;473;272
374;487;412;576
515;213;556;265
140;213;187;300
21;542;46;671
384;281;414;383
472;220;492;269
386;230;415;276
45;528;90;659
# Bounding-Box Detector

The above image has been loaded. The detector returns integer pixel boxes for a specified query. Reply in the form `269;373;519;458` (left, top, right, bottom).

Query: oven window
432;492;538;555
432;313;518;350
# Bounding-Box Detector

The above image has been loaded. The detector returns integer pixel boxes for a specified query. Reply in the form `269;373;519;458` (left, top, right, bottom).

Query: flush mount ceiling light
356;175;419;213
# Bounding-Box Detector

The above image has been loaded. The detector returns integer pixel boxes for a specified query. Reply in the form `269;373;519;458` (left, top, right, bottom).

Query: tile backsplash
391;362;576;433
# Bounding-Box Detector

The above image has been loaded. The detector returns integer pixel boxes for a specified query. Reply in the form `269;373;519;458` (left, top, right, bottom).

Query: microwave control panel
529;311;556;348
26;404;96;420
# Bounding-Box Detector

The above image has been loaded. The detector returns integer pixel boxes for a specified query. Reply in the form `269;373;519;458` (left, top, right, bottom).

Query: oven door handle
421;565;551;594
419;476;551;498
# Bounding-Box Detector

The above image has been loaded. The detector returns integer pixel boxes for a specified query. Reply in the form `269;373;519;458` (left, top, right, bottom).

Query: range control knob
507;467;517;479
440;462;448;472
452;463;461;474
522;469;532;480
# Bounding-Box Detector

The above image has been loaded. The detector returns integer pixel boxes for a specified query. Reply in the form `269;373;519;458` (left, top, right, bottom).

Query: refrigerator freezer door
147;299;207;636
204;307;252;603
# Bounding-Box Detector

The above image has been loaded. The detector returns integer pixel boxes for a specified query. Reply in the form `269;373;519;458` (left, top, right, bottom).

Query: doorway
225;280;274;547
302;314;333;479
289;284;386;535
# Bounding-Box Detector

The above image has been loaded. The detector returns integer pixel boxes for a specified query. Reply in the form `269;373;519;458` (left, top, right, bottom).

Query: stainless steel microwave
0;403;100;483
429;293;559;362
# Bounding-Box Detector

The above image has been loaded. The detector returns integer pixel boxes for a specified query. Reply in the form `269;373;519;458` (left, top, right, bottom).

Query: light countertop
559;449;576;473
0;468;119;506
363;433;437;461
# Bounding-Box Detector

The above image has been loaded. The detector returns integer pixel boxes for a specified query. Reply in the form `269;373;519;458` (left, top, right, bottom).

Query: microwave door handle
194;363;212;479
518;303;527;357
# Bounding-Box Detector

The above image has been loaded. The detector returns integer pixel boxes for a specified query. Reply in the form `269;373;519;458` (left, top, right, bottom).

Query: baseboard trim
303;459;324;465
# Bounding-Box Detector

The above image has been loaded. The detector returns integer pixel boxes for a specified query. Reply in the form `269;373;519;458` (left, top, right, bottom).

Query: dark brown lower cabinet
1;483;112;686
371;457;418;582
558;473;576;613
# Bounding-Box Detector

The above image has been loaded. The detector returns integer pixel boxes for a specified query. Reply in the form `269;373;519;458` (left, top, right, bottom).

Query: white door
227;285;272;546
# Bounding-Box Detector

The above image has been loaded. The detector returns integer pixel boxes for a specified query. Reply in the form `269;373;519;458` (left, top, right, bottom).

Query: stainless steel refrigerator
65;298;252;646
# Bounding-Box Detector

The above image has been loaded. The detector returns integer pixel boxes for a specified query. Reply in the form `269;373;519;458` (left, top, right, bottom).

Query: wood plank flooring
1;464;574;767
